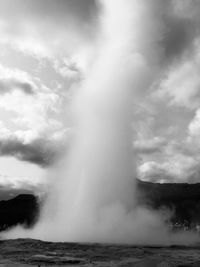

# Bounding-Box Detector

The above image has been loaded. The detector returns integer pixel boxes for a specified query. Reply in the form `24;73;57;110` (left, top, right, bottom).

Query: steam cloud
5;0;199;245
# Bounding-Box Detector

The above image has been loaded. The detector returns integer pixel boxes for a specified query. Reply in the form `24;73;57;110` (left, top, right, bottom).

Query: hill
137;180;200;223
0;194;39;231
1;180;200;231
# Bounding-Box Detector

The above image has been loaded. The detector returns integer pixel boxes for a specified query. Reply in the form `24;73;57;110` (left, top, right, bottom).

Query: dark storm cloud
0;138;60;167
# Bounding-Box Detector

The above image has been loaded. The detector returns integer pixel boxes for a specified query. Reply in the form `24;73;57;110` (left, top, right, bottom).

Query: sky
1;0;200;192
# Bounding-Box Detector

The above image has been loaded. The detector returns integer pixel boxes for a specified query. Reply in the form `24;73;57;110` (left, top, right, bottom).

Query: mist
4;0;200;245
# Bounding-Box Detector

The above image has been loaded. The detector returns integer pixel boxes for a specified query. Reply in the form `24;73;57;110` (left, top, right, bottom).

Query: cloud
184;108;200;153
188;108;200;138
0;0;97;25
155;53;200;109
0;136;60;167
130;0;200;183
0;64;36;94
0;0;200;186
0;80;34;95
53;59;82;80
129;1;200;183
138;153;200;183
150;0;200;109
163;16;195;61
0;63;67;166
0;64;64;142
148;7;200;123
0;0;98;61
134;137;167;155
0;173;44;192
160;0;199;63
0;116;71;166
137;135;200;184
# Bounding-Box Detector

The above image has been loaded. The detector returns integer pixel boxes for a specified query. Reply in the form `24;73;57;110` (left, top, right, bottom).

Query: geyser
5;0;199;245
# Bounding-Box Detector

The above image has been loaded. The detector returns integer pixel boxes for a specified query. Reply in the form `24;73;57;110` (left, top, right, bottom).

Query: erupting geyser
5;0;199;245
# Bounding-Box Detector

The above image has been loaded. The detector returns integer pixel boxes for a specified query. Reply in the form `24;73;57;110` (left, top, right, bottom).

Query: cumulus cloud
130;0;200;184
138;136;200;184
151;0;200;110
0;174;43;197
0;121;62;166
0;138;57;167
0;64;64;140
138;154;199;184
0;63;67;167
155;54;200;108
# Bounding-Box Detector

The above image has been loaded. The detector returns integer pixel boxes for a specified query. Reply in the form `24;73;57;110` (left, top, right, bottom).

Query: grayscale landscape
0;0;200;266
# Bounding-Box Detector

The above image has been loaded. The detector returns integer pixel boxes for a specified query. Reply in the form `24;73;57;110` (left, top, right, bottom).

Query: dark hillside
1;181;200;231
137;180;200;223
0;194;39;231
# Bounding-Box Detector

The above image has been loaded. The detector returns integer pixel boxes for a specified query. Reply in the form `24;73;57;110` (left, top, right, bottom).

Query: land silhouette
1;180;200;231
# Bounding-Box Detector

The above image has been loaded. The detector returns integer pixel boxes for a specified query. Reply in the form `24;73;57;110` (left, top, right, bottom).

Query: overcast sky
1;0;200;192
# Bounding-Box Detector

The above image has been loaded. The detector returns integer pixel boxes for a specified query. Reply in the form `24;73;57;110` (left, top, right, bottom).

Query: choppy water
0;238;200;266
